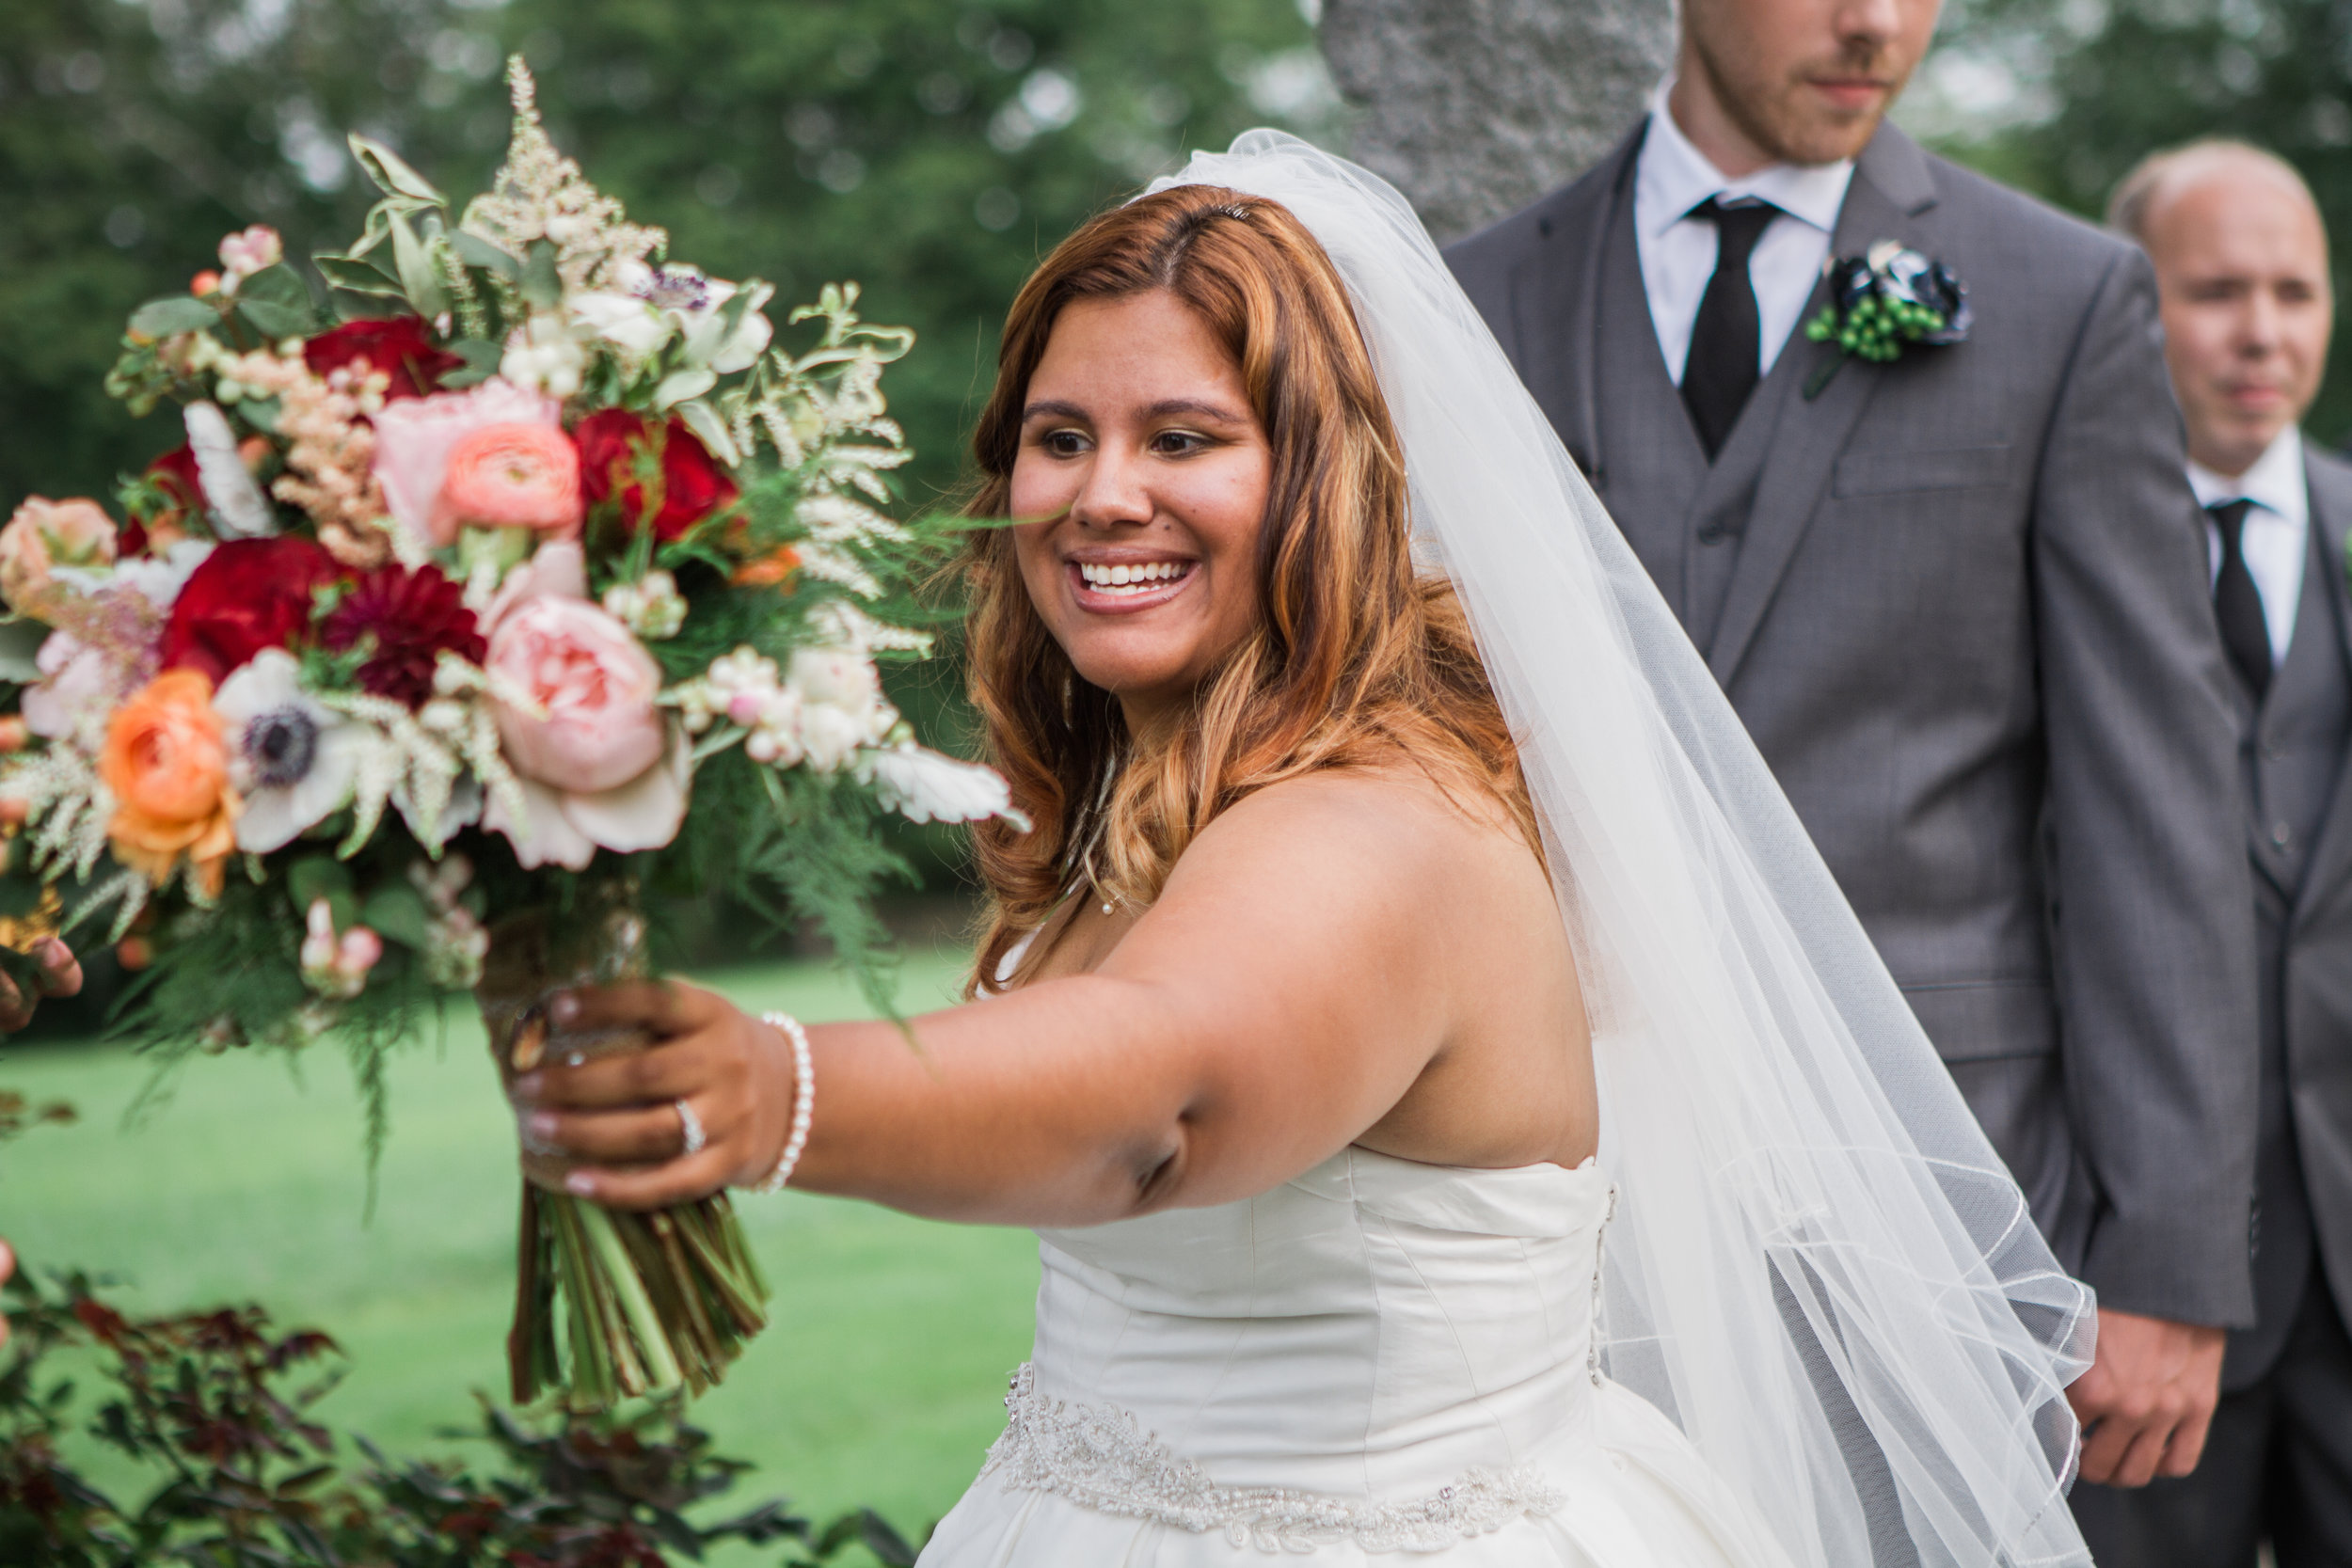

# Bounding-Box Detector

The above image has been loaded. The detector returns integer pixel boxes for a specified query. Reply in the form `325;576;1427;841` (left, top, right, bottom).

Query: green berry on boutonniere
1803;239;1971;399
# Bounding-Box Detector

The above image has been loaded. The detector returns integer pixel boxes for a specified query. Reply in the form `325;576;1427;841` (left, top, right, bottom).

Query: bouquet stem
482;881;770;1414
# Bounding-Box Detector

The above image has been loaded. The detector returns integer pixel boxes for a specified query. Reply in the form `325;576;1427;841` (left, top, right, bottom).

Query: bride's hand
0;939;82;1032
509;982;795;1210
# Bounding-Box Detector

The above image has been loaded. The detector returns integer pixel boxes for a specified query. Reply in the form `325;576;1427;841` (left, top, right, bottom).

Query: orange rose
730;545;801;588
101;670;240;895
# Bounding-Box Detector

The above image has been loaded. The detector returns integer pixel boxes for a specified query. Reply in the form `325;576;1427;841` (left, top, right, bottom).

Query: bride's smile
1009;288;1271;729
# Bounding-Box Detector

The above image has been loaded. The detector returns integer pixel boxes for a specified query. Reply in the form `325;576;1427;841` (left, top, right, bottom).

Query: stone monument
1320;0;1675;244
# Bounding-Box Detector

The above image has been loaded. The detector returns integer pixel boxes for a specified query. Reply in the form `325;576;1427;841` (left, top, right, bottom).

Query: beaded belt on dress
978;1363;1567;1554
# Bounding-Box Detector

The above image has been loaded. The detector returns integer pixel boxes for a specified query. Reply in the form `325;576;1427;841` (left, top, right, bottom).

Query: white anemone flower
569;261;774;373
214;650;368;853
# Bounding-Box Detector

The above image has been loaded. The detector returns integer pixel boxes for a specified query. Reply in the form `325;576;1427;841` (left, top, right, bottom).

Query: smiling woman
1008;292;1270;717
960;186;1534;987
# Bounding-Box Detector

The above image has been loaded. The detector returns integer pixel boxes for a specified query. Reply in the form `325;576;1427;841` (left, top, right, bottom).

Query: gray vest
2247;522;2352;895
2229;509;2352;1386
1590;178;1804;653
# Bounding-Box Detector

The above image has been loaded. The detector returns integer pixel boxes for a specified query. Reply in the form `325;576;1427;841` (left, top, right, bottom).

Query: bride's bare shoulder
1170;763;1538;902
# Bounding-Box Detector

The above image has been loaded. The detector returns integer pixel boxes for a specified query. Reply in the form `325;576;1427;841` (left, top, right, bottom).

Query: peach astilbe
100;669;241;897
217;348;400;568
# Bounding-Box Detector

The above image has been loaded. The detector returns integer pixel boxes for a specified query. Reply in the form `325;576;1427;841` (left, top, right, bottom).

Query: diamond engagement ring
675;1098;707;1157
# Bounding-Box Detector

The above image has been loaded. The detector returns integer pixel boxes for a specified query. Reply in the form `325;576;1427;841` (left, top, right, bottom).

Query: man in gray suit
1444;0;2260;1492
2073;140;2352;1568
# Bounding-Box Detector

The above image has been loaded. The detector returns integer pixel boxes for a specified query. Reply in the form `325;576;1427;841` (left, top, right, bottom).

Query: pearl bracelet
754;1010;814;1194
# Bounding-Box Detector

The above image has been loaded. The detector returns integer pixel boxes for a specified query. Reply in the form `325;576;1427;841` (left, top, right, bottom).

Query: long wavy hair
963;182;1535;991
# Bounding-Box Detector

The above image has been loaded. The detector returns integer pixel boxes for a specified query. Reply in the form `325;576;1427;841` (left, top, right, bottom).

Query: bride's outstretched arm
516;771;1565;1227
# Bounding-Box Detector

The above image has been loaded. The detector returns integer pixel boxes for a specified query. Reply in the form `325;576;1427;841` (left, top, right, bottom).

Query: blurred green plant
0;1267;919;1565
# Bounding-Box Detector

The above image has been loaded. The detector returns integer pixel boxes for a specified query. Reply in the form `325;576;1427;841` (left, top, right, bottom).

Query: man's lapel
1506;124;1643;480
2288;451;2352;923
1705;124;1944;686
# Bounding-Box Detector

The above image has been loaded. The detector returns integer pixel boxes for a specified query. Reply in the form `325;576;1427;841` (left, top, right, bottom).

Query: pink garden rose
489;596;665;791
481;561;685;869
434;422;582;540
0;498;117;612
370;379;564;551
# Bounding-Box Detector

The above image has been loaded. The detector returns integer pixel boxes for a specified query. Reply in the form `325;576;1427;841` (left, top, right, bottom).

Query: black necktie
1681;198;1782;461
2209;499;2273;699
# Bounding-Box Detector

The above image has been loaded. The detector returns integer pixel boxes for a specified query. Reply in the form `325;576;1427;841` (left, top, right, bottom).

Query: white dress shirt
2190;425;2309;663
1632;80;1856;386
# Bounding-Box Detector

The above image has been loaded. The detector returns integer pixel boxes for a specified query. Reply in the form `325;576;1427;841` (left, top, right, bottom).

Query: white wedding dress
919;1146;1790;1565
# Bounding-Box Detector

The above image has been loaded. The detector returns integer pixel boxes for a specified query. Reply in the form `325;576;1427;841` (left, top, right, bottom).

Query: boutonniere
1802;240;1972;399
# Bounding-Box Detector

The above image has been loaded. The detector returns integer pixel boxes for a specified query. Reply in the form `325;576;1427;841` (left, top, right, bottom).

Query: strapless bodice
918;1147;1790;1563
1025;1146;1610;1498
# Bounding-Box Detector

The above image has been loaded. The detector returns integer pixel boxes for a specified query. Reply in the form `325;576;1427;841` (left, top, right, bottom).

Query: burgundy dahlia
322;563;486;707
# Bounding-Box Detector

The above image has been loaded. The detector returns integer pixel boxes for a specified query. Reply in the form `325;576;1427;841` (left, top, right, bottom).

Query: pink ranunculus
369;380;563;552
0;498;118;612
434;422;582;539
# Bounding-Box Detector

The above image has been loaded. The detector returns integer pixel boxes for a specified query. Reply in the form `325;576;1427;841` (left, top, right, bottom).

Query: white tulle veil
1151;134;2096;1567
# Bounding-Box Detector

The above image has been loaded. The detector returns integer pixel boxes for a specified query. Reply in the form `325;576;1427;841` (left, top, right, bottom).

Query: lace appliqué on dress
980;1364;1566;1554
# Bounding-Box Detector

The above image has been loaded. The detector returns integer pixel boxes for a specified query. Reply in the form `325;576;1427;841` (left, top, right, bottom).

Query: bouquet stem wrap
478;880;769;1411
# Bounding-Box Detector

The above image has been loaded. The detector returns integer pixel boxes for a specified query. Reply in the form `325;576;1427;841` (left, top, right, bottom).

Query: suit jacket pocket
1832;443;2013;499
1900;977;2056;1061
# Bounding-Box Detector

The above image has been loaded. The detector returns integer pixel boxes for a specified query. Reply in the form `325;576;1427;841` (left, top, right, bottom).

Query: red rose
149;445;204;515
321;562;485;707
126;445;208;557
302;316;465;400
161;538;345;685
573;408;739;541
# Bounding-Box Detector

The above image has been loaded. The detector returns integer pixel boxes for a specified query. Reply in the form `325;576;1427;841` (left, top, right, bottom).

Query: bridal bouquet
0;60;1015;1411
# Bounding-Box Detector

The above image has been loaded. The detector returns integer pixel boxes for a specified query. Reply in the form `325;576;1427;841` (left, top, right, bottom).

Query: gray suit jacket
1447;120;2262;1325
2241;445;2352;1381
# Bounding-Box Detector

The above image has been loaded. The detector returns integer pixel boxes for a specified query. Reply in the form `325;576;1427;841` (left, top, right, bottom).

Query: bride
516;136;2097;1565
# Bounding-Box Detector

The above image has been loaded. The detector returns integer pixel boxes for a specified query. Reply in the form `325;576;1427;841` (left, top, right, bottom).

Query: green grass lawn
0;947;1040;1557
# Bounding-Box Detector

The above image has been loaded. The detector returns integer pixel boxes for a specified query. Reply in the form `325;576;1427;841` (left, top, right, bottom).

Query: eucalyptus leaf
312;254;406;298
235;265;310;309
347;134;445;206
675;398;740;468
520;240;563;310
450;230;521;278
387;209;449;321
287;857;354;912
358;884;432;950
237;299;313;340
449;339;502;372
651;368;718;412
439;337;502;389
128;296;221;338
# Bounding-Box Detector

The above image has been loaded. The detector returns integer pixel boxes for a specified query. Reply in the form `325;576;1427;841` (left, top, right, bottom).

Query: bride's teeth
1077;561;1188;593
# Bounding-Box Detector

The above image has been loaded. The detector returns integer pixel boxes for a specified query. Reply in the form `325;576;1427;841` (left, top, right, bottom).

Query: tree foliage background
1915;0;2352;442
